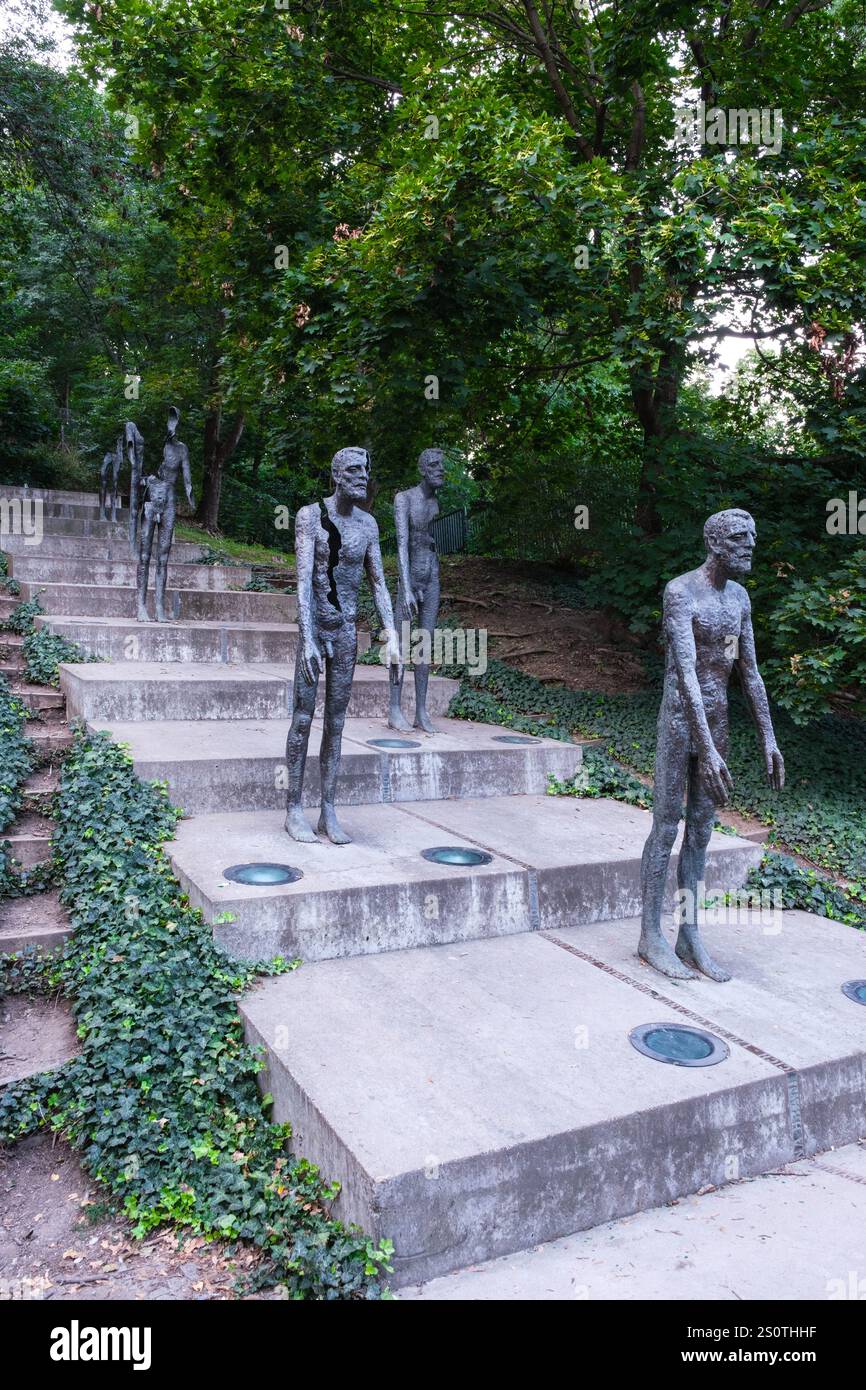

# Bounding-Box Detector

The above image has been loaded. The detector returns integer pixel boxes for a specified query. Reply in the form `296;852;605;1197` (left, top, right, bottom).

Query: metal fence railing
432;507;469;555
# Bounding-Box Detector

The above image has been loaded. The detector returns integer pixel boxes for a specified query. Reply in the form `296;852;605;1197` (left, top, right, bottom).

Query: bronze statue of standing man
285;447;401;845
639;509;784;982
389;448;445;734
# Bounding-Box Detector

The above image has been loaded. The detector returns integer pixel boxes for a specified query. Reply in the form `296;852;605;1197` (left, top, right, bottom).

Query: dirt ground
437;555;647;693
0;1133;278;1302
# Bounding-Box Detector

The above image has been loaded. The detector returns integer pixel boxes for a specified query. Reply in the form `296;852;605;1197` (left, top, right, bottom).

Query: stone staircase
2;484;864;1290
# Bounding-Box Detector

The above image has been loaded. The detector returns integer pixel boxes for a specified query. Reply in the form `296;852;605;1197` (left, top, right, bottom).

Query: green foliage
0;675;34;835
0;729;391;1299
745;852;866;930
0;593;43;633
550;748;652;809
763;550;866;723
23;624;100;687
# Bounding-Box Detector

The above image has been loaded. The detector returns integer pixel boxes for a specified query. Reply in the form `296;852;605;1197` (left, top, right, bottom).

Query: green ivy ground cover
0;729;391;1298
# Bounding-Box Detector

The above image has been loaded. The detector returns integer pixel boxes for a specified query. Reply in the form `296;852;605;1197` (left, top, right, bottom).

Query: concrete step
0;889;70;954
26;723;73;764
61;660;451;723
2;812;53;867
240;905;866;1286
86;714;569;814
38;615;304;664
14;516;128;539
17;581;297;622
7;554;253;590
170;792;759;961
0;632;23;652
0;485;100;506
10;684;66;720
2;533;206;563
21;768;59;812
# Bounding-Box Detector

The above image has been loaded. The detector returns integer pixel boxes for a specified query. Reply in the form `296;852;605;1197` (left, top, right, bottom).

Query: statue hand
383;628;403;678
699;747;734;805
300;637;322;684
765;744;785;791
405;588;419;621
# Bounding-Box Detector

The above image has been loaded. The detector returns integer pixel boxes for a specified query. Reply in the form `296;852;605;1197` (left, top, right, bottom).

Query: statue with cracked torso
639;508;785;982
285;446;401;845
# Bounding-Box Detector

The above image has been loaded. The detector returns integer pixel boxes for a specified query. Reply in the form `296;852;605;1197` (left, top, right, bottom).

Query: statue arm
294;507;322;681
736;595;785;788
181;444;195;509
394;491;412;597
665;584;733;802
364;525;401;670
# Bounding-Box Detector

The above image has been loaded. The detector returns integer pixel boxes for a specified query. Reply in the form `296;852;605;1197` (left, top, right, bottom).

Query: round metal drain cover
842;980;866;1006
367;738;421;749
421;846;493;867
223;863;303;887
629;1022;729;1068
492;734;538;745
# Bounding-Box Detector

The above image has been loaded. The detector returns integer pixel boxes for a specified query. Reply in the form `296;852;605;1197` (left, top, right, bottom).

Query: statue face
333;448;369;501
712;515;756;575
419;450;445;489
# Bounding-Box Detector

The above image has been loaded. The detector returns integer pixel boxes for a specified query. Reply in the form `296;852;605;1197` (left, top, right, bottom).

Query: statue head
418;447;445;490
331;446;370;502
703;508;756;576
166;407;180;442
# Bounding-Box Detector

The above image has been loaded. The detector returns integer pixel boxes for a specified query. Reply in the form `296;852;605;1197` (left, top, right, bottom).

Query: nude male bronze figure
638;509;784;982
285;446;401;845
389;447;445;734
135;407;193;623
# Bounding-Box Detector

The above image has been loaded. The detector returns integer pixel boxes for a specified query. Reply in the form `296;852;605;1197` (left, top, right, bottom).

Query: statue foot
414;708;435;735
318;804;352;845
388;707;413;734
136;605;150;623
638;930;699;981
676;932;731;983
284;805;318;843
155;607;168;624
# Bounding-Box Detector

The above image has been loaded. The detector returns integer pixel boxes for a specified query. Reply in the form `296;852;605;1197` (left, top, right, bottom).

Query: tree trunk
196;407;245;532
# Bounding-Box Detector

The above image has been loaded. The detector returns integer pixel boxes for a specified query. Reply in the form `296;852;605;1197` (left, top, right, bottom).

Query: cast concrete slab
92;718;583;814
2;533;204;562
7;553;253;589
240;929;792;1285
397;793;763;925
171;804;532;961
60;661;455;722
400;1144;866;1300
17;580;296;622
558;910;866;1153
38;614;302;664
170;792;757;961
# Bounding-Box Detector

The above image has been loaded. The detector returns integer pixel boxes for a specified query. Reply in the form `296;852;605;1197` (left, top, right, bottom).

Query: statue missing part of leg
135;408;194;624
125;420;145;555
100;421;144;527
638;509;785;982
285;447;402;845
99;436;122;522
388;448;444;735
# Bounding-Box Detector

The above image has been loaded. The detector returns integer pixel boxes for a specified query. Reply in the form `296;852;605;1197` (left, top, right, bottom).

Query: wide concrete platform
1;533;205;563
10;516;128;539
240;907;866;1285
38;614;304;664
7;553;253;589
171;794;759;960
61;661;454;723
18;580;296;622
0;485;100;506
402;1143;866;1299
92;715;579;814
